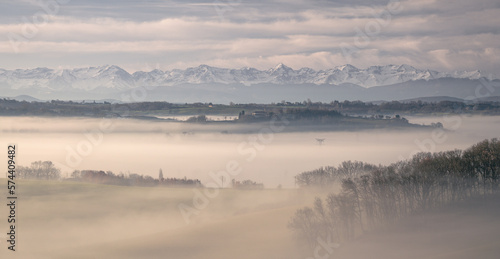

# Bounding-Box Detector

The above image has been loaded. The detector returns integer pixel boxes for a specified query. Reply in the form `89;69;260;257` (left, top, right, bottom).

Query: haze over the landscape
1;0;500;259
0;115;498;188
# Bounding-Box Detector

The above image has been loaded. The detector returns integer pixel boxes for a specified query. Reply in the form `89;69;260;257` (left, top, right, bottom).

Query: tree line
70;170;201;187
15;161;202;187
2;98;500;118
289;138;500;247
16;161;61;180
295;160;378;188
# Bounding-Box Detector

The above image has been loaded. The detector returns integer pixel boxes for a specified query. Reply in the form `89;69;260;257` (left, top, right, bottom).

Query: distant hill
0;95;122;104
365;78;500;102
398;96;466;103
476;96;500;103
0;95;43;102
14;95;42;102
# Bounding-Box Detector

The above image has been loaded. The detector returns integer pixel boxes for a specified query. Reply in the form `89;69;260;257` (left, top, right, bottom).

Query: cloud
0;0;499;74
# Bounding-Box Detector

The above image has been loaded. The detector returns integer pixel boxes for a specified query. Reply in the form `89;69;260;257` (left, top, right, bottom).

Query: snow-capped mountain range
0;64;489;91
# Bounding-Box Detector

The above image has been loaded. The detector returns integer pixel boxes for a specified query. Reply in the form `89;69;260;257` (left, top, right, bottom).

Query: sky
0;0;499;75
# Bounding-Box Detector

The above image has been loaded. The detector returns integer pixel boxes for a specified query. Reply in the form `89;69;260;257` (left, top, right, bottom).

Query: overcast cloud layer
1;0;499;75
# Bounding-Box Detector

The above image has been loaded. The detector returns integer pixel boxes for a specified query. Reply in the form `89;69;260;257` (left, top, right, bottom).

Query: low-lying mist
1;116;499;188
0;179;306;259
0;115;499;258
0;116;496;186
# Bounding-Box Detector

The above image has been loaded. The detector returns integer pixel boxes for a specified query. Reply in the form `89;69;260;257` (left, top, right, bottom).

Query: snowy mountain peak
397;64;416;71
273;63;289;70
0;64;494;91
337;64;359;72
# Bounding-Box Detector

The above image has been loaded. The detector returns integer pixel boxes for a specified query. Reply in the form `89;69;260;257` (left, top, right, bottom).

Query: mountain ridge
0;64;490;91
